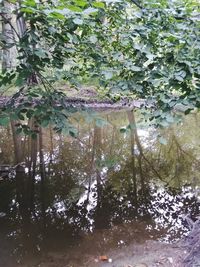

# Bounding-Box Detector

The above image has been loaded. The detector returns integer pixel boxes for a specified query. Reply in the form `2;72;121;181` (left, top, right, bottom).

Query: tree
0;0;200;132
1;1;17;71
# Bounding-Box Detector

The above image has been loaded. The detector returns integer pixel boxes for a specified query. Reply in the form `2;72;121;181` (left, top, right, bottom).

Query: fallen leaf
168;257;173;264
99;255;108;261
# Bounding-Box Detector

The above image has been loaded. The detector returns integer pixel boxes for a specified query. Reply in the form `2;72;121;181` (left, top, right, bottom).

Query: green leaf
184;108;193;115
47;11;65;19
0;117;10;126
174;70;187;82
22;0;36;7
102;70;113;80
27;110;34;119
18;114;25;120
20;7;35;13
120;127;127;133
16;128;23;135
159;120;169;127
66;5;82;12
69;129;77;137
74;0;87;7
82;7;97;15
31;132;38;139
92;2;105;9
89;35;98;44
158;137;167;145
165;114;174;123
34;49;47;59
131;66;141;72
40;120;50;127
103;0;121;3
73;18;83;25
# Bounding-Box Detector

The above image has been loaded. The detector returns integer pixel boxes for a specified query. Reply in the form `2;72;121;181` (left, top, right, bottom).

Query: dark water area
0;109;200;266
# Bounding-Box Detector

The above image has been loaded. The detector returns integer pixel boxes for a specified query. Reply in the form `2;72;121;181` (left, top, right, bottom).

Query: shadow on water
0;109;200;266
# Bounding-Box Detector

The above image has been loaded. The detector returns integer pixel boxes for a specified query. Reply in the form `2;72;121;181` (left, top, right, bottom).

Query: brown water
0;109;200;267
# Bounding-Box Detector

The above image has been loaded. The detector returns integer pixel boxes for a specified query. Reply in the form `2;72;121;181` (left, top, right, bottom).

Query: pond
0;109;199;267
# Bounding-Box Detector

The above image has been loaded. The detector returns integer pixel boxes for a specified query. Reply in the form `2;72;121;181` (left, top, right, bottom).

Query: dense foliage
0;0;200;132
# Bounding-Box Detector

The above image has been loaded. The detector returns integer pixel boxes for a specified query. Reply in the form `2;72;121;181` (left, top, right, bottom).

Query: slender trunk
28;118;38;211
11;122;29;234
48;126;53;174
39;127;46;231
128;111;163;182
109;126;115;155
16;11;26;38
94;126;102;202
93;125;105;229
1;0;17;71
86;128;95;202
127;110;138;208
10;120;23;163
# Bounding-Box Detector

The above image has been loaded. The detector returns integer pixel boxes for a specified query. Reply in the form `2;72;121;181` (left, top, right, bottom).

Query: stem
1;13;21;40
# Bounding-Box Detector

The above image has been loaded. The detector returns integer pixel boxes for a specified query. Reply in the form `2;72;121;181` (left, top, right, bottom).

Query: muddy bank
18;239;188;267
0;95;193;114
0;96;145;110
93;241;184;267
96;219;200;267
63;97;145;110
13;220;199;267
27;242;180;267
29;239;198;267
180;218;200;267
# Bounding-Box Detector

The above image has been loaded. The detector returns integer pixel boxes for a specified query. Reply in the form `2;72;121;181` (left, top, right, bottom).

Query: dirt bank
0;96;145;111
22;240;186;267
15;220;200;267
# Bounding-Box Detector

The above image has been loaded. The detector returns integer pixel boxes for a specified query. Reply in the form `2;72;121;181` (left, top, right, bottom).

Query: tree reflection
0;111;200;263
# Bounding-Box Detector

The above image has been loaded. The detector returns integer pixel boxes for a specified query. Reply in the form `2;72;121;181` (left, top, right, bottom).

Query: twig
130;0;143;9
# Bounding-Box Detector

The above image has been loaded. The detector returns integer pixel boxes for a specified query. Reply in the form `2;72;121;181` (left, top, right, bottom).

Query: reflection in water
0;110;200;265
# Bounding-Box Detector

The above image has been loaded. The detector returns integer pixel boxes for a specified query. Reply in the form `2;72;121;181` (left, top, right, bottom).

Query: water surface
0;109;199;266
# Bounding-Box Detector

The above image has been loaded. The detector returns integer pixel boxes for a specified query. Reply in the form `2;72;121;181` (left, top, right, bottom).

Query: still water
0;109;199;266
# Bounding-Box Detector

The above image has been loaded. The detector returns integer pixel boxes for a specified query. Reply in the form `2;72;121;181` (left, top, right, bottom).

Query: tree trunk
39;127;46;232
10;120;24;163
1;0;17;71
127;110;138;207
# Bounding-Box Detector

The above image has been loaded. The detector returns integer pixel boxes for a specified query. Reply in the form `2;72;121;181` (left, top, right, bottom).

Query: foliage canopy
0;0;200;132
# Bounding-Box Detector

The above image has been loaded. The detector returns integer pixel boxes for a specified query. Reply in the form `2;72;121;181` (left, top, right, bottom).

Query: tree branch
0;13;21;40
130;0;143;9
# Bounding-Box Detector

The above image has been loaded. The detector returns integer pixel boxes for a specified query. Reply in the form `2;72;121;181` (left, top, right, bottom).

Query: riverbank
17;231;197;267
10;217;198;267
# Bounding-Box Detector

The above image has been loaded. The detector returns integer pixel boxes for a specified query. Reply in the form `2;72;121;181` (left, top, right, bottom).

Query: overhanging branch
130;0;143;9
